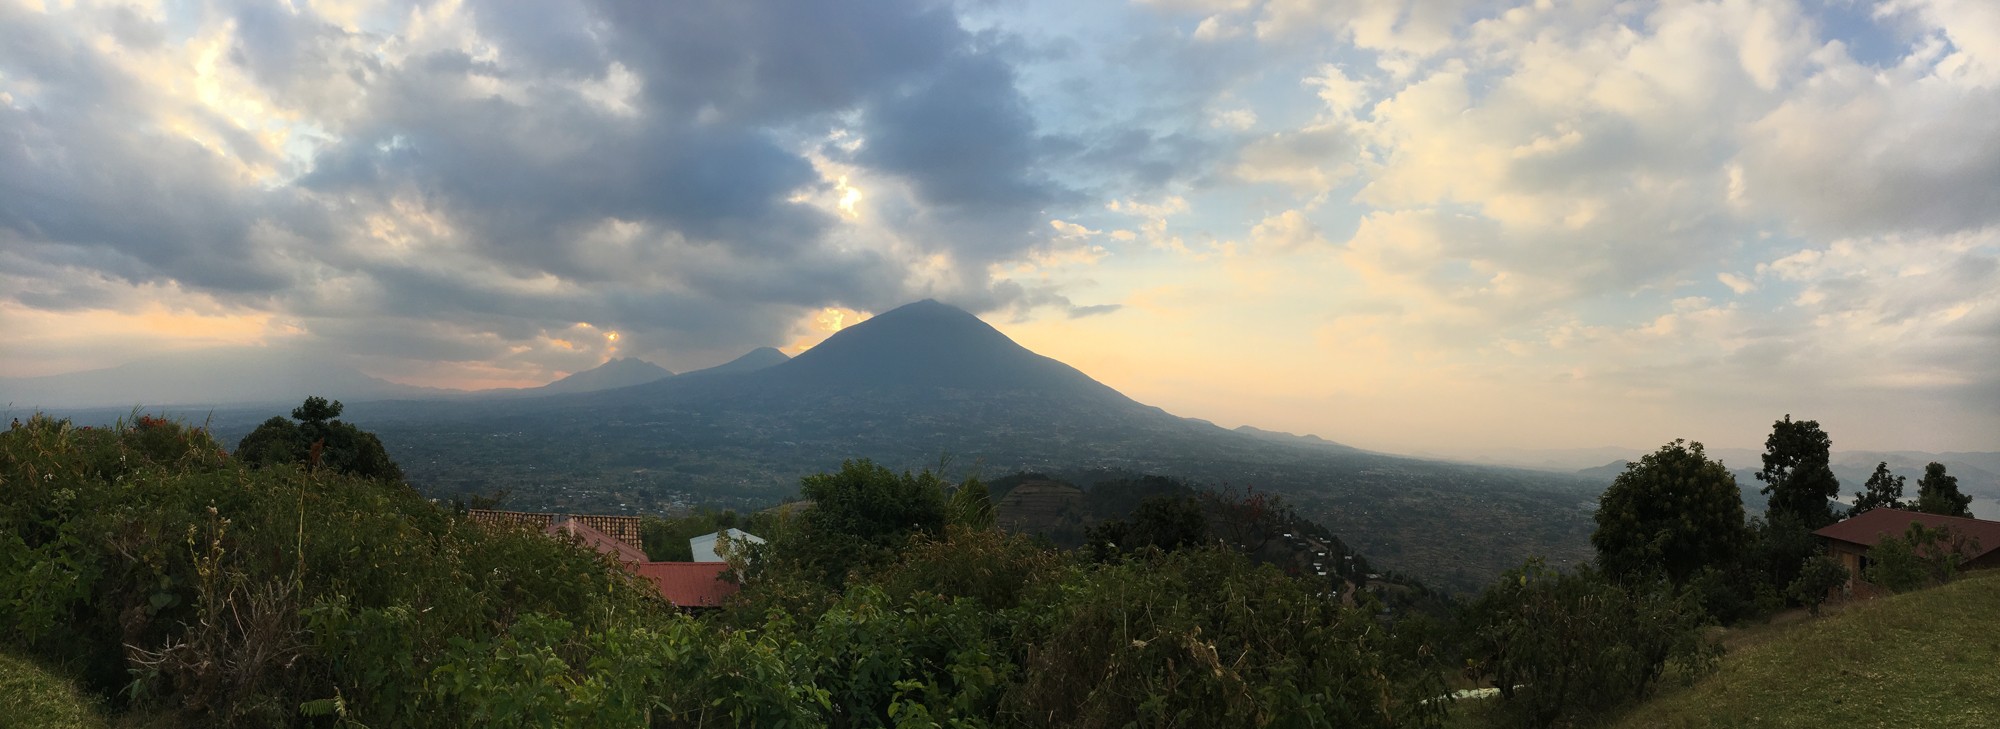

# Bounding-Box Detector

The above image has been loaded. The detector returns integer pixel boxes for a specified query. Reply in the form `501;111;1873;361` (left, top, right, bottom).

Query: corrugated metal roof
1814;508;2000;560
689;529;765;562
631;562;740;608
466;509;645;553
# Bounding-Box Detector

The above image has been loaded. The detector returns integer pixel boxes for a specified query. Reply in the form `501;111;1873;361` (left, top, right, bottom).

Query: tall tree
1755;415;1840;529
1592;440;1749;585
236;396;404;482
1911;462;1973;518
1849;462;1906;516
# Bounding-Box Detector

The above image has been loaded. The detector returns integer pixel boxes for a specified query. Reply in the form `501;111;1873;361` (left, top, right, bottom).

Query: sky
2;0;1997;456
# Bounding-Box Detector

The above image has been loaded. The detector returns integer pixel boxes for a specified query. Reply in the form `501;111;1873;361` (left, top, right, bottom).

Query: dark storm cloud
587;0;961;125
0;0;1135;377
856;53;1055;211
0;9;289;297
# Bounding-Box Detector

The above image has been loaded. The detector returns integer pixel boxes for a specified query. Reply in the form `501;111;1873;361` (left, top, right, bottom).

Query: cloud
1717;272;1757;295
1248;209;1328;252
0;0;1112;379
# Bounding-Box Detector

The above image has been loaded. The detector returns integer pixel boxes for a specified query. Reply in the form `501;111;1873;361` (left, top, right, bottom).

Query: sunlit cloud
2;0;1996;452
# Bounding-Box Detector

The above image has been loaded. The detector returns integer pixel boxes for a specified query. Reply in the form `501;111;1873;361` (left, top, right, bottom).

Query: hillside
1609;572;2000;727
331;302;1598;592
675;346;790;378
0;650;109;729
50;300;1603;593
533;357;673;394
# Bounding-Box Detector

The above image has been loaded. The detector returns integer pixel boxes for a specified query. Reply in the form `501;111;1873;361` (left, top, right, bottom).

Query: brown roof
631;562;740;608
466;509;644;553
1814;508;2000;560
546;519;649;564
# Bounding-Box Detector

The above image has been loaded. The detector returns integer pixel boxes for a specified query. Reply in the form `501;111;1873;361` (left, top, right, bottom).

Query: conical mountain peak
678;346;792;378
766;300;1122;397
540;357;673;394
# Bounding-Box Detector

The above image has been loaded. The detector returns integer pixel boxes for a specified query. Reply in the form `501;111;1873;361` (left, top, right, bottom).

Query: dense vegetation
4;403;1981;727
1;412;1455;727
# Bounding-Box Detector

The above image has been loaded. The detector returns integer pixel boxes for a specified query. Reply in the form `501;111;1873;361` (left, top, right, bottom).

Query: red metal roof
546;518;649;565
631;562;741;608
1814;508;2000;560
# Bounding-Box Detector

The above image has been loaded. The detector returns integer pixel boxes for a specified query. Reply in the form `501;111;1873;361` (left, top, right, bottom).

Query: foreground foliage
1460;562;1719;728
0;648;110;729
2;415;1458;727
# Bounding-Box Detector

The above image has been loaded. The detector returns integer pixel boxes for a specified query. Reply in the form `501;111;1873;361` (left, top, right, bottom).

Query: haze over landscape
3;0;1997;459
10;2;2000;725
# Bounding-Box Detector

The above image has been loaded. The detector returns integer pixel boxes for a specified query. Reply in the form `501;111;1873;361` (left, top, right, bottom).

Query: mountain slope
535;357;673;394
676;347;790;378
756;299;1133;398
335;300;1599;593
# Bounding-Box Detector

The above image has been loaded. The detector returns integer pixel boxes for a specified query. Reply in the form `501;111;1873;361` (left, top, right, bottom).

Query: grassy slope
0;650;109;729
1611;570;2000;728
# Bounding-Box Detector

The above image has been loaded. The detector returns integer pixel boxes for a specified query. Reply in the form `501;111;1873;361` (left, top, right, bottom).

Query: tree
1755;415;1840;529
1864;522;1977;591
1592;440;1748;585
1087;495;1209;557
1911;462;1972;518
292;395;342;426
1462;561;1719;727
235;397;404;482
778;459;950;587
1849;462;1906;516
1785;555;1847;616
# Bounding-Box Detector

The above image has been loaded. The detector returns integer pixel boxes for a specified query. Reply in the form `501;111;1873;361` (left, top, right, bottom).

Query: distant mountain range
534;357;675;394
22;299;1988;591
0;348;456;409
0;346;792;409
304;300;1605;592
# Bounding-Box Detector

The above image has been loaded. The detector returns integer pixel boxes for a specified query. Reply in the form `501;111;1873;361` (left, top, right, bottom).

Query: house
467;509;740;610
466;509;644;553
690;528;765;562
545;517;648;565
631;562;739;609
1813;508;2000;593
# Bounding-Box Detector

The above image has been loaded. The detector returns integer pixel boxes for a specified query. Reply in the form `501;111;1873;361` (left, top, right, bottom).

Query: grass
1606;570;2000;728
0;649;110;729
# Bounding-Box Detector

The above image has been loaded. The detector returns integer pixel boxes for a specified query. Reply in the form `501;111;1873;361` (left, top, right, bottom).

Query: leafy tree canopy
1087;494;1209;558
776;459;951;587
1912;462;1973;518
1850;462;1906;516
1593;440;1748;585
235;396;404;482
1755;415;1840;529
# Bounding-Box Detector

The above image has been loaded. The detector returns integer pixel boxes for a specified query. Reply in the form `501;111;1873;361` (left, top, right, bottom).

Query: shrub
1461;561;1720;727
1865;522;1976;593
1785;554;1848;616
1006;547;1444;729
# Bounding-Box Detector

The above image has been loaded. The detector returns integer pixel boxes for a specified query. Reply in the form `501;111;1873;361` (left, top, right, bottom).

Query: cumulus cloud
0;0;1128;383
4;0;1996;448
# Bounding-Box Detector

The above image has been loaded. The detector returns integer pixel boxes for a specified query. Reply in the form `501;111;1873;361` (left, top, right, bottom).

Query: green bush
1461;561;1720;727
1785;554;1849;615
0;414;712;726
1865;522;1975;593
1005;547;1443;728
